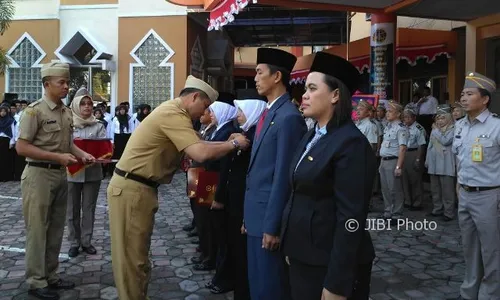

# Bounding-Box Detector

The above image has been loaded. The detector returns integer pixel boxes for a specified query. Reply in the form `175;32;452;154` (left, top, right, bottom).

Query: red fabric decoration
67;139;113;176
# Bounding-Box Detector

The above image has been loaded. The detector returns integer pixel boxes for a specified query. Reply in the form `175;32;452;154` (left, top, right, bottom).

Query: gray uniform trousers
429;175;455;218
402;151;423;208
67;181;101;247
379;159;404;218
458;187;500;300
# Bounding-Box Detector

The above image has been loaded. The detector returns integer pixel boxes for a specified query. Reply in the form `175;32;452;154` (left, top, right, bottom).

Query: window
7;33;46;101
130;29;175;109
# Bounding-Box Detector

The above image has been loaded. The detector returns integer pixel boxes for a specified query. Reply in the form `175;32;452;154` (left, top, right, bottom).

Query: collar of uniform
173;98;189;117
466;109;490;124
357;117;369;125
42;96;59;111
315;124;327;135
267;93;286;109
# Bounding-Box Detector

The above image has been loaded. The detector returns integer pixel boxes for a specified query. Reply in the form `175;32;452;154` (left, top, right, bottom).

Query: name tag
383;141;390;148
472;144;483;162
46;120;57;124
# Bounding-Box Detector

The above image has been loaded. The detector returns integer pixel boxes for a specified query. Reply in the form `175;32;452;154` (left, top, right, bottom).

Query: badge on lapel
271;121;275;125
307;156;313;161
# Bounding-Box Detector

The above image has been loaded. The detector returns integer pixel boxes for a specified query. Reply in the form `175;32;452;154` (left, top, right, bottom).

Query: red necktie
255;108;269;138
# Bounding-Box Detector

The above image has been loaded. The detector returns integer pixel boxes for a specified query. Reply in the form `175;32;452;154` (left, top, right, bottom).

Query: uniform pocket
43;122;61;133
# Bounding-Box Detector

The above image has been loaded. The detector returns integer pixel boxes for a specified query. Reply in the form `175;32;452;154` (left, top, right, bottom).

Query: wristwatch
231;139;240;150
395;166;401;170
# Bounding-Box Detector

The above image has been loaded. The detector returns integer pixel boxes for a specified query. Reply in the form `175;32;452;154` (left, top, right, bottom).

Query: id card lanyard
472;138;483;162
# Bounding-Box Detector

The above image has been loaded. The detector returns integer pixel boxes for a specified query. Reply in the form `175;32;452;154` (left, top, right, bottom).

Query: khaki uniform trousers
107;174;159;300
458;187;500;300
429;175;456;218
21;165;68;289
402;150;423;208
379;159;404;218
67;181;101;247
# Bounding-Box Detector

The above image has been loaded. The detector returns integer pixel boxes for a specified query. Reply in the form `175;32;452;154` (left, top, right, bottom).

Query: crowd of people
1;44;499;300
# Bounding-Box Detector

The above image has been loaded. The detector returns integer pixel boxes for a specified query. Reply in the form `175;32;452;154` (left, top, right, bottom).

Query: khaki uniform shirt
356;117;378;144
380;120;408;158
18;96;73;162
116;98;200;184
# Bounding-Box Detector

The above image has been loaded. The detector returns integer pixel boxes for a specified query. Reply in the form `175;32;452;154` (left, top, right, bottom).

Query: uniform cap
357;99;373;110
464;72;496;93
236;89;266;101
74;86;90;98
41;61;70;79
404;103;418;115
256;48;297;74
377;103;386;111
436;104;452;115
451;102;464;109
184;75;219;103
386;100;403;112
309;52;360;96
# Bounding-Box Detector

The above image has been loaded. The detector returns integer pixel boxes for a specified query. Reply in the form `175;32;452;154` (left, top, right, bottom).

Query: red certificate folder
195;170;219;207
67;138;113;176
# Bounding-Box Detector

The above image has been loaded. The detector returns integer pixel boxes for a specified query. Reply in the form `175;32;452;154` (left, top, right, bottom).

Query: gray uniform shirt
407;121;427;149
380;120;409;158
356;117;378;144
373;118;384;137
452;109;500;187
426;126;456;177
67;122;107;183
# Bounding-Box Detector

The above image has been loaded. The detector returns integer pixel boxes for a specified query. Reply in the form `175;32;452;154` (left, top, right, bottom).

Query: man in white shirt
417;87;438;137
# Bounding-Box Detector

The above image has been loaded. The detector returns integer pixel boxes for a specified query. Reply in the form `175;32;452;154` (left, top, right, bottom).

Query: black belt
460;185;500;193
407;148;418;152
382;156;398;160
114;168;160;189
27;162;63;169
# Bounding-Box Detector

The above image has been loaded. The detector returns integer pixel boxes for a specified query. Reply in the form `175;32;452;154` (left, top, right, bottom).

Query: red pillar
369;14;397;101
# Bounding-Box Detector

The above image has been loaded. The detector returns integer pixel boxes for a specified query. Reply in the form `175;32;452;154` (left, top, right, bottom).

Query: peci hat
236;89;267;101
404;103;418;115
256;48;297;74
464;72;496;93
309;52;360;96
357;99;373;110
184;75;219;103
41;61;70;79
386;100;403;112
216;92;236;106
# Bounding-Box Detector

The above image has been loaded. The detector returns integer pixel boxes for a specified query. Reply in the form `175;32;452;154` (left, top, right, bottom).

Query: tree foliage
0;0;15;75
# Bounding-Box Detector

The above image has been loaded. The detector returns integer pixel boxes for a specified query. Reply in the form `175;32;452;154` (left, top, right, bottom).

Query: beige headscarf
71;95;98;128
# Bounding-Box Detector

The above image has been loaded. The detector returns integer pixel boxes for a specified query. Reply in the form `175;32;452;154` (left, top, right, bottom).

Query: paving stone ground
0;174;464;300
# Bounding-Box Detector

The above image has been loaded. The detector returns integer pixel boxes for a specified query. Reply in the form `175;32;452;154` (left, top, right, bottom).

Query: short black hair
423;87;431;92
267;64;291;90
478;88;492;108
179;88;209;100
322;74;352;129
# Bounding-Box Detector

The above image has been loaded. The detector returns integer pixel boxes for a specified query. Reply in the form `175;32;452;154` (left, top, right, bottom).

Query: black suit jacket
203;121;238;172
281;120;376;297
216;125;256;218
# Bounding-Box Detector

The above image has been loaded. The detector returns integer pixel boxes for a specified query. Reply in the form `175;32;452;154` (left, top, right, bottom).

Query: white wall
349;13;466;42
13;0;59;20
118;0;187;17
59;7;119;57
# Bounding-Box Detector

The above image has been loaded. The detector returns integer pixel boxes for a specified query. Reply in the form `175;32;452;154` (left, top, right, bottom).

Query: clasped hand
228;133;250;150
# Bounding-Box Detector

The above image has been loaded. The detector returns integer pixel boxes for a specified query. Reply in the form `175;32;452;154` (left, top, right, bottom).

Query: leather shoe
183;224;195;232
82;245;97;255
48;279;75;290
68;246;79;258
187;230;198;238
28;287;59;300
191;256;204;264
193;262;215;271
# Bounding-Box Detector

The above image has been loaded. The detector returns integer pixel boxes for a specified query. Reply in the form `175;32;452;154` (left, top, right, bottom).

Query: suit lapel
294;132;332;177
289;129;315;184
248;94;290;170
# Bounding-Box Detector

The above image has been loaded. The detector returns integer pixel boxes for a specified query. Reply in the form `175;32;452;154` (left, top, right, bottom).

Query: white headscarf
234;99;267;132
209;101;237;132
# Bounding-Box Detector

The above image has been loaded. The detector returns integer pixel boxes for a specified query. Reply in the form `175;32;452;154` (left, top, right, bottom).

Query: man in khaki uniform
16;62;95;300
108;75;250;300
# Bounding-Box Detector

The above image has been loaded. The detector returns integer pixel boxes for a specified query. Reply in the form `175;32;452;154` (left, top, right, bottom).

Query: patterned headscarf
71;95;98;129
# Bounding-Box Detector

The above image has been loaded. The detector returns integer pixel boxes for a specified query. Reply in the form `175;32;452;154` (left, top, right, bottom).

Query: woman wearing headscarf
94;107;108;130
111;104;134;160
452;102;466;121
280;52;376;300
0;105;16;182
197;94;239;293
426;104;456;221
66;95;107;258
132;104;152;130
209;89;266;298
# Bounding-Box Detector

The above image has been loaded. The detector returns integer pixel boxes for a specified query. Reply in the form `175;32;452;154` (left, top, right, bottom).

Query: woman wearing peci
67;95;108;257
281;52;377;300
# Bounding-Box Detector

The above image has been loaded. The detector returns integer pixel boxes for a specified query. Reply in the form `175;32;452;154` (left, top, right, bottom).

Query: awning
207;0;250;31
290;28;457;84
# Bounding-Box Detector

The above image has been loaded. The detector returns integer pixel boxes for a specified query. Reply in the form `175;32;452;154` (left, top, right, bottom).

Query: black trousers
13;149;25;181
0;137;14;182
210;209;233;288
195;204;217;265
288;258;372;300
226;214;250;299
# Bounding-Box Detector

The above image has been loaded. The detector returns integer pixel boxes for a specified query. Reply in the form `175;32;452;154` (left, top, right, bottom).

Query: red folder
67;138;113;176
195;170;219;207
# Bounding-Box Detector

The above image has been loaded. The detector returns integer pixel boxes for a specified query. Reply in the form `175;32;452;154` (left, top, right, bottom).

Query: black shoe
408;206;423;211
82;245;97;255
191;256;204;264
209;284;233;294
193;262;215;271
28;287;60;300
427;212;443;217
68;246;79;258
205;281;214;289
443;216;454;222
187;230;198;238
183;224;195;232
48;279;75;290
404;204;411;208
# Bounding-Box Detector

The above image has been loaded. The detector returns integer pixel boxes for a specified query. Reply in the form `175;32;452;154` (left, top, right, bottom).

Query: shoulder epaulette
492;113;500;118
28;99;42;107
416;124;424;130
369;119;376;124
399;122;405;127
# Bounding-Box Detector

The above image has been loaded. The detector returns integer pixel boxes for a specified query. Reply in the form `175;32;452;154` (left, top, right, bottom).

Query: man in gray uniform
379;100;408;221
356;100;378;150
451;72;500;300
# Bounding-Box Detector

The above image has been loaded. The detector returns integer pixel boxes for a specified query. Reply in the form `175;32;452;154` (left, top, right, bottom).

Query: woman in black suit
280;52;377;300
212;90;267;298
